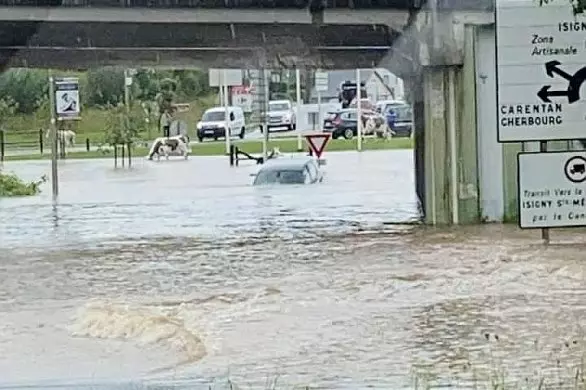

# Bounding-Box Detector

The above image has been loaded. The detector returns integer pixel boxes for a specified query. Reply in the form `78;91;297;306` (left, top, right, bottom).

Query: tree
0;98;18;132
104;103;145;146
0;69;47;114
86;68;125;107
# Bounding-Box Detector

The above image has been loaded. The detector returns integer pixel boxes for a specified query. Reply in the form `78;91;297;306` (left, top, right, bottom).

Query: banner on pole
54;77;80;120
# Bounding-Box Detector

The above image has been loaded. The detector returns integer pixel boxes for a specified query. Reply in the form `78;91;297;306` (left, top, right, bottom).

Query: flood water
1;150;586;389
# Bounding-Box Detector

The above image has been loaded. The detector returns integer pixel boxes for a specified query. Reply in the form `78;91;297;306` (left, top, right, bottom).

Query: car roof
258;157;316;171
269;100;291;104
206;106;241;112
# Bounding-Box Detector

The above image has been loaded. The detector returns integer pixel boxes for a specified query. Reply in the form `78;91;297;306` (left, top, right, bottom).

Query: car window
269;103;290;111
347;112;357;120
202;111;224;121
254;169;306;185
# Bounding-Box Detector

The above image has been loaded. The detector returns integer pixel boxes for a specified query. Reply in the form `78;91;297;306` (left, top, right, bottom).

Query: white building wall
475;25;505;222
365;69;405;102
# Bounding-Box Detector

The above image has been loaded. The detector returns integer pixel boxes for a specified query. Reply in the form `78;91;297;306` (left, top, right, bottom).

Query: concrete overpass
0;0;516;227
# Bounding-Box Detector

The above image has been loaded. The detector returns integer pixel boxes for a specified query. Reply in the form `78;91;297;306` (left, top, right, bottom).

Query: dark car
322;109;358;140
383;103;413;138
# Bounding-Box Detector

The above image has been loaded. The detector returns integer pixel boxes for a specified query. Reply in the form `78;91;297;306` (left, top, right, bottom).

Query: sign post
48;74;58;202
296;69;303;151
315;71;328;132
49;75;80;202
305;133;330;164
496;0;586;242
355;69;362;152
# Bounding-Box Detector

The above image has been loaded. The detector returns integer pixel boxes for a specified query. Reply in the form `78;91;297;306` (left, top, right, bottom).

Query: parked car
252;157;323;186
323;109;357;140
196;106;246;142
264;99;296;132
375;99;406;115
384;103;413;138
322;108;385;140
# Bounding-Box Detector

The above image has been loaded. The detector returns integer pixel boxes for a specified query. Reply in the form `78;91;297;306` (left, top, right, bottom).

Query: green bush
0;171;47;196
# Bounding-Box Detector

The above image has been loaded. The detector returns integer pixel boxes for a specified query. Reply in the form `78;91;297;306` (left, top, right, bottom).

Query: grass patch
1;95;218;146
4;137;413;161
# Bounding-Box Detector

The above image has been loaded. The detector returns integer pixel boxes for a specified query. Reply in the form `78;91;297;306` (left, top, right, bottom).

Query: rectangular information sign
496;0;586;142
54;77;80;120
518;151;586;228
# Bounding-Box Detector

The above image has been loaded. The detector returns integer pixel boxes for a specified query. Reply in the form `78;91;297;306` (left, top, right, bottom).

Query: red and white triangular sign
305;133;331;159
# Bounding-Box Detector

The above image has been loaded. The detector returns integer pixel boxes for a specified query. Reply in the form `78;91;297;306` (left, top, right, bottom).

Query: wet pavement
1;150;586;389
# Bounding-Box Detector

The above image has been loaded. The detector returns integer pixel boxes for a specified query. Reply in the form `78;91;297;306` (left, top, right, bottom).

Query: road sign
315;71;329;93
518;151;586;228
54;77;80;120
496;0;586;142
305;133;330;159
209;69;242;87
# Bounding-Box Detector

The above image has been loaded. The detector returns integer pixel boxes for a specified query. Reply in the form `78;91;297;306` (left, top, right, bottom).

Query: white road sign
208;69;242;87
496;0;586;142
54;77;80;120
518;151;586;228
315;71;329;92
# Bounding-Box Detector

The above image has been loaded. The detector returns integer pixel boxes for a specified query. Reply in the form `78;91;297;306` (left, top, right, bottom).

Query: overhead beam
0;6;314;23
0;47;396;69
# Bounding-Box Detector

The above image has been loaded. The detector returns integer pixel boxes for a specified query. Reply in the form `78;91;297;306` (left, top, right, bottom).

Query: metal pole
124;69;130;112
49;73;59;202
296;69;302;151
447;67;459;225
223;70;231;155
262;68;269;162
0;130;4;165
219;75;224;106
356;68;363;152
317;90;322;132
541;140;550;245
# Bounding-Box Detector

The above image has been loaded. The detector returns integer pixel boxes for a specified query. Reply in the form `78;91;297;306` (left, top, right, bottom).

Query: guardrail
0;129;93;162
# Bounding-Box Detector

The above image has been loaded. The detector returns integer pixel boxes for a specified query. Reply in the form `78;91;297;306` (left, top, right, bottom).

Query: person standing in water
160;108;172;138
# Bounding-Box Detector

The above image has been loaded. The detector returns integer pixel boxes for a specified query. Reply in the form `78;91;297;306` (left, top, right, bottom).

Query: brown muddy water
1;150;586;390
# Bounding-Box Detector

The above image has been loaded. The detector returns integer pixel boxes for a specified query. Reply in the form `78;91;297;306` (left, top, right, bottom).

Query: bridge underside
0;16;417;73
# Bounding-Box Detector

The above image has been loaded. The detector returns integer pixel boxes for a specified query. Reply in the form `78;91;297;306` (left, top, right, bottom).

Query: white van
196;106;246;142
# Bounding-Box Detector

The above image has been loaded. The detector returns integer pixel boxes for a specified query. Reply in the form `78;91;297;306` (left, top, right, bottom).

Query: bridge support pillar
420;26;480;225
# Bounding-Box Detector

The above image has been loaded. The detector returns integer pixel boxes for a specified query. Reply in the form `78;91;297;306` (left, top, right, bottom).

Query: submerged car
252;157;323;186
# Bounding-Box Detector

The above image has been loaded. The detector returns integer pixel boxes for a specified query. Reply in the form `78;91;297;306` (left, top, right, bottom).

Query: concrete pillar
457;25;481;224
421;63;480;224
422;66;451;225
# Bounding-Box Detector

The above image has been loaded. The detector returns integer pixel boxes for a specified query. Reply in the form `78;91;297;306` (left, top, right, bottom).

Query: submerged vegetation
0;171;46;196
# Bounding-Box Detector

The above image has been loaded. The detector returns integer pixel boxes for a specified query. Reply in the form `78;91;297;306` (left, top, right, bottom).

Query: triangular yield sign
305;133;331;159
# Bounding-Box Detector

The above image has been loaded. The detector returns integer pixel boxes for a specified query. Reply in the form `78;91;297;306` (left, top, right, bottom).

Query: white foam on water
70;302;207;368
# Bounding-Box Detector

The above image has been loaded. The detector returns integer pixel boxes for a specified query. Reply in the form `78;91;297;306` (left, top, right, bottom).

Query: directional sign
496;0;586;142
518;151;586;228
54;77;80;120
305;133;330;159
315;72;329;93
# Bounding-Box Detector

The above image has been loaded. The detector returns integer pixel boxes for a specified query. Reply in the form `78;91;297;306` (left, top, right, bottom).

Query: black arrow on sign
545;60;572;80
537;61;586;103
537;85;569;103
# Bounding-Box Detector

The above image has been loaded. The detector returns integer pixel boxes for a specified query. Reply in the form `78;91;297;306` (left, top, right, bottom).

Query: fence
0;129;93;162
